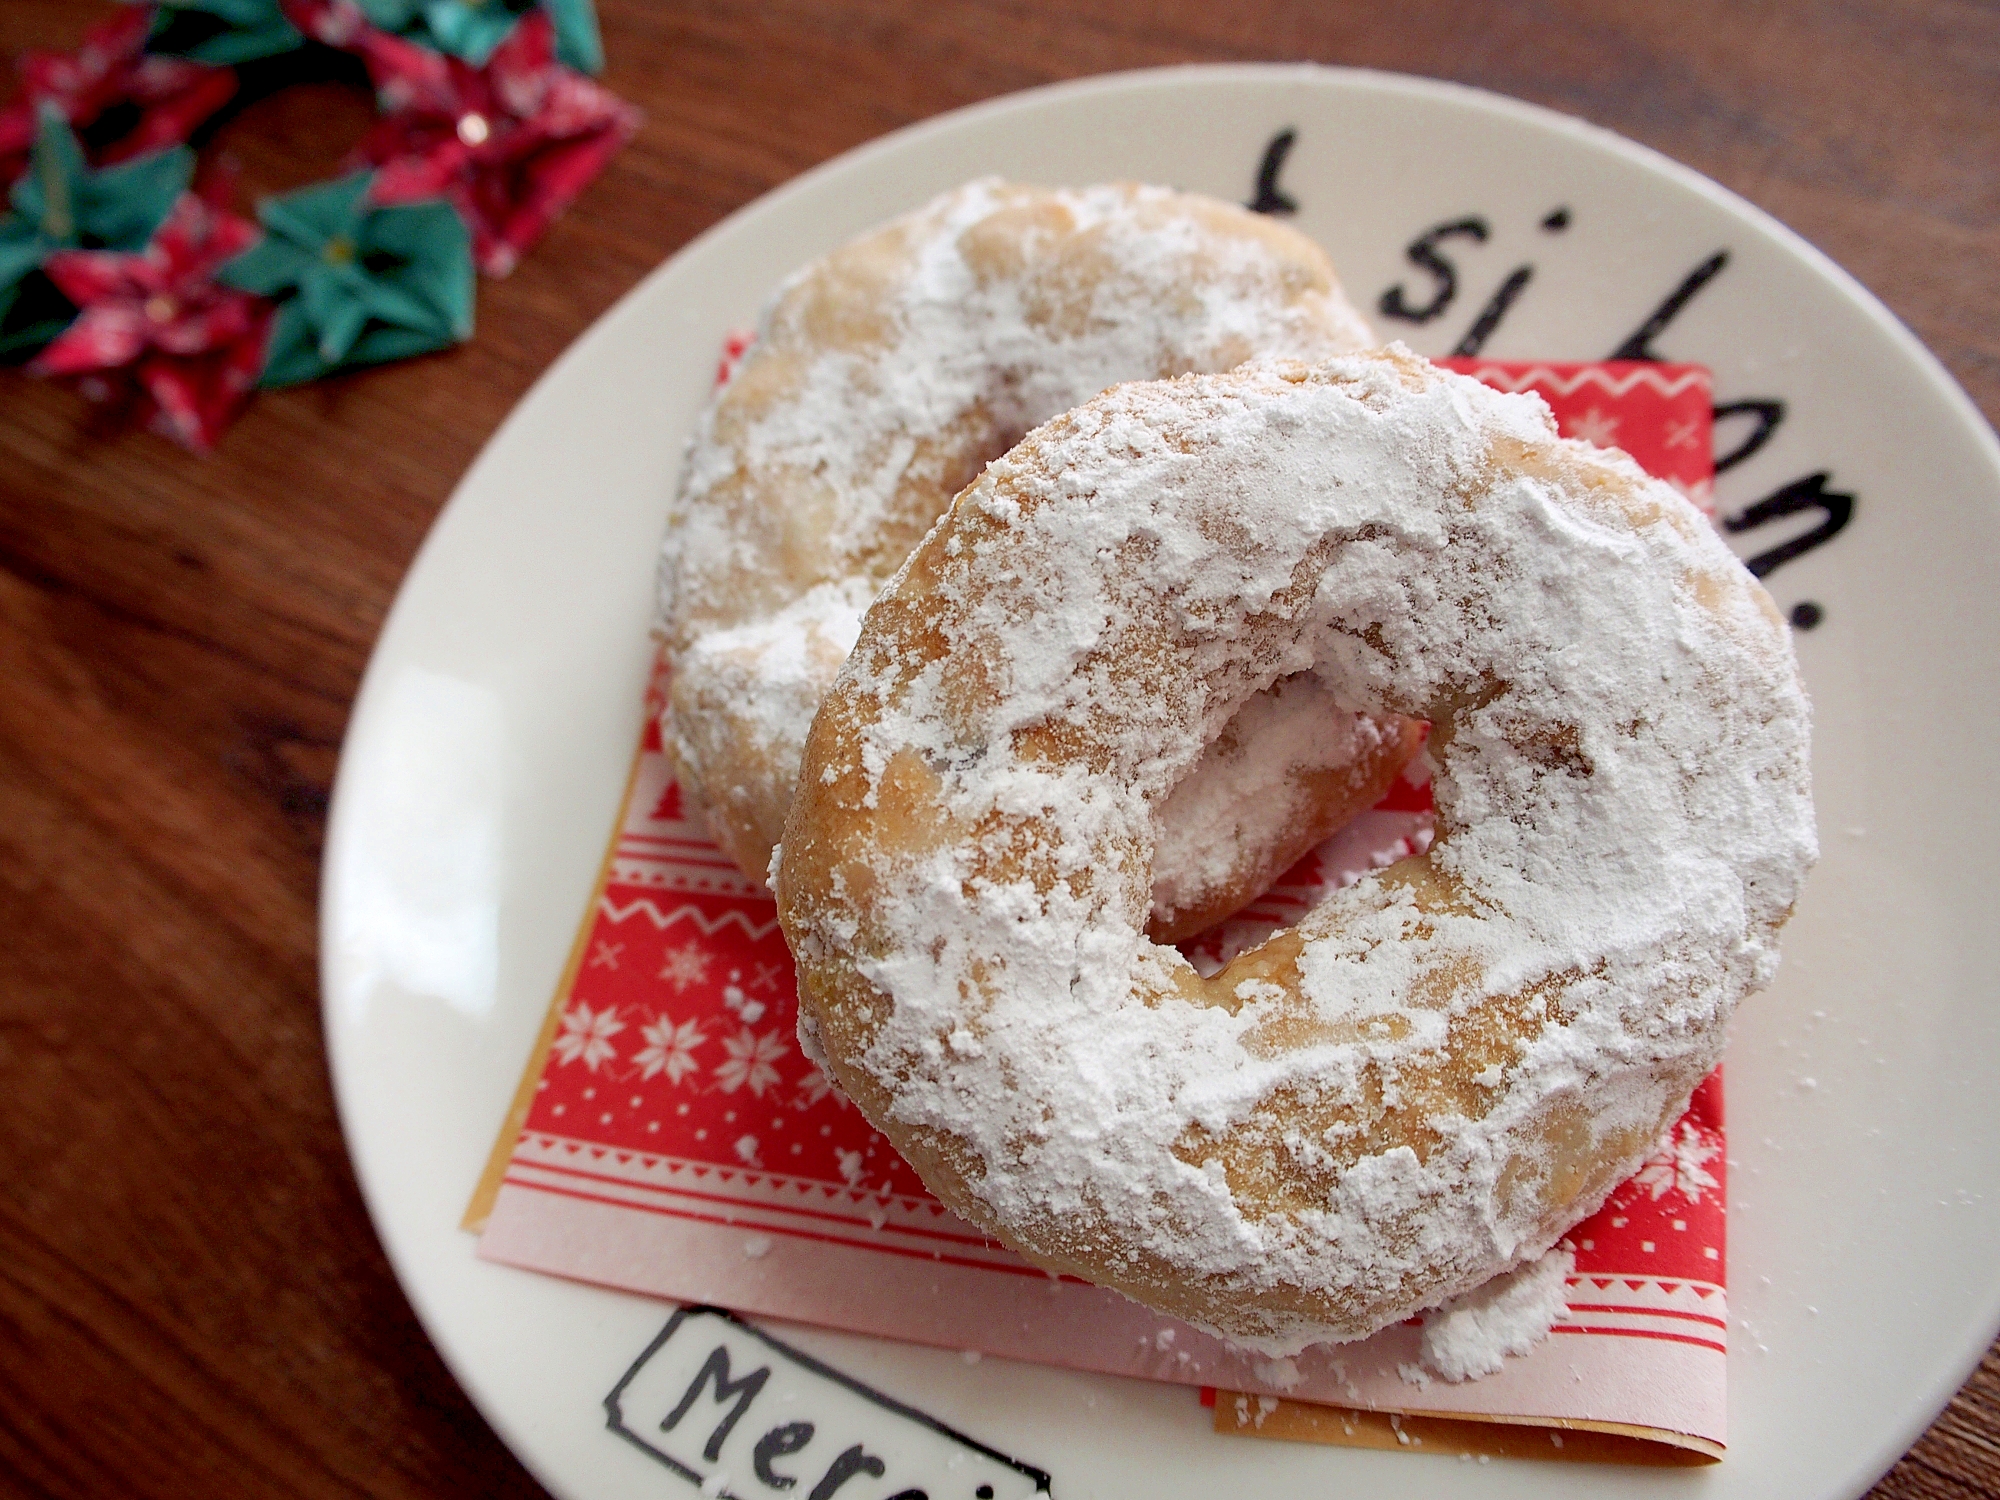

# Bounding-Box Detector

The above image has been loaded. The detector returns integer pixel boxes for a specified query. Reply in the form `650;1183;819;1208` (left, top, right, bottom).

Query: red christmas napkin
468;359;1730;1462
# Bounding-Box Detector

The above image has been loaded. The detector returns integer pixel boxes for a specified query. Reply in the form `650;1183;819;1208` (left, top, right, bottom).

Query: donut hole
1147;671;1430;967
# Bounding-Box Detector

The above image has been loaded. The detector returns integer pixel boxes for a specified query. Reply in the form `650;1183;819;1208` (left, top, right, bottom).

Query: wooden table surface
3;2;1996;1496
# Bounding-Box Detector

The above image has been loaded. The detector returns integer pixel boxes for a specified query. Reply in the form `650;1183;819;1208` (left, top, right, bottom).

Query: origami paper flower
0;107;194;356
348;10;635;275
145;0;308;65
32;189;271;449
0;7;236;187
218;170;472;385
354;0;602;74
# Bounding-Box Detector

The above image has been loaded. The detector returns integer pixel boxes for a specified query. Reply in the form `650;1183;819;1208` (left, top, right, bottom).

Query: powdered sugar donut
775;348;1816;1353
659;179;1382;887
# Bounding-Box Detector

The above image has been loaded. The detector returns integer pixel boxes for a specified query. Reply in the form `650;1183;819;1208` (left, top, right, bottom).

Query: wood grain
0;2;1994;1496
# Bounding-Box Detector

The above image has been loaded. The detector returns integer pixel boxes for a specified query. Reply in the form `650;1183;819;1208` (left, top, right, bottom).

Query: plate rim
319;60;2000;1500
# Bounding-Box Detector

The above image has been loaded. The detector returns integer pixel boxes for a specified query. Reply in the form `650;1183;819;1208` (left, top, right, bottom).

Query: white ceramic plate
322;65;2000;1500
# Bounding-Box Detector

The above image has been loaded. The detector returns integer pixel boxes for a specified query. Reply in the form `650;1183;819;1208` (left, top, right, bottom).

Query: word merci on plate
606;1307;1052;1499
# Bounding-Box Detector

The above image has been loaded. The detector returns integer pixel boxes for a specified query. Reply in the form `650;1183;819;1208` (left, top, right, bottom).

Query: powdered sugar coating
658;179;1375;879
776;348;1815;1353
1415;1244;1575;1382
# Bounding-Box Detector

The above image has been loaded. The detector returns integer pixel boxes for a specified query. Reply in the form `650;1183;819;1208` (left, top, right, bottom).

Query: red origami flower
338;8;637;276
0;8;236;187
33;187;272;451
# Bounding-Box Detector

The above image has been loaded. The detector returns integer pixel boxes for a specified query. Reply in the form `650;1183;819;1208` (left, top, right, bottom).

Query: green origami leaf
414;1;517;66
64;155;193;252
212;232;315;295
145;0;307;64
362;199;473;338
263;174;376;246
0;230;46;295
6;109;194;258
259;300;330;387
352;0;603;73
347;320;467;366
220;171;475;386
299;269;372;362
11;107;87;233
356;272;443;336
0;108;191;357
259;289;464;386
351;0;426;27
543;0;603;74
264;297;465;385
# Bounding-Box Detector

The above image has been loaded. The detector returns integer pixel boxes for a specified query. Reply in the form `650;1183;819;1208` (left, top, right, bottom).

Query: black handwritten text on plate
606;1307;1050;1498
1243;128;1854;626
